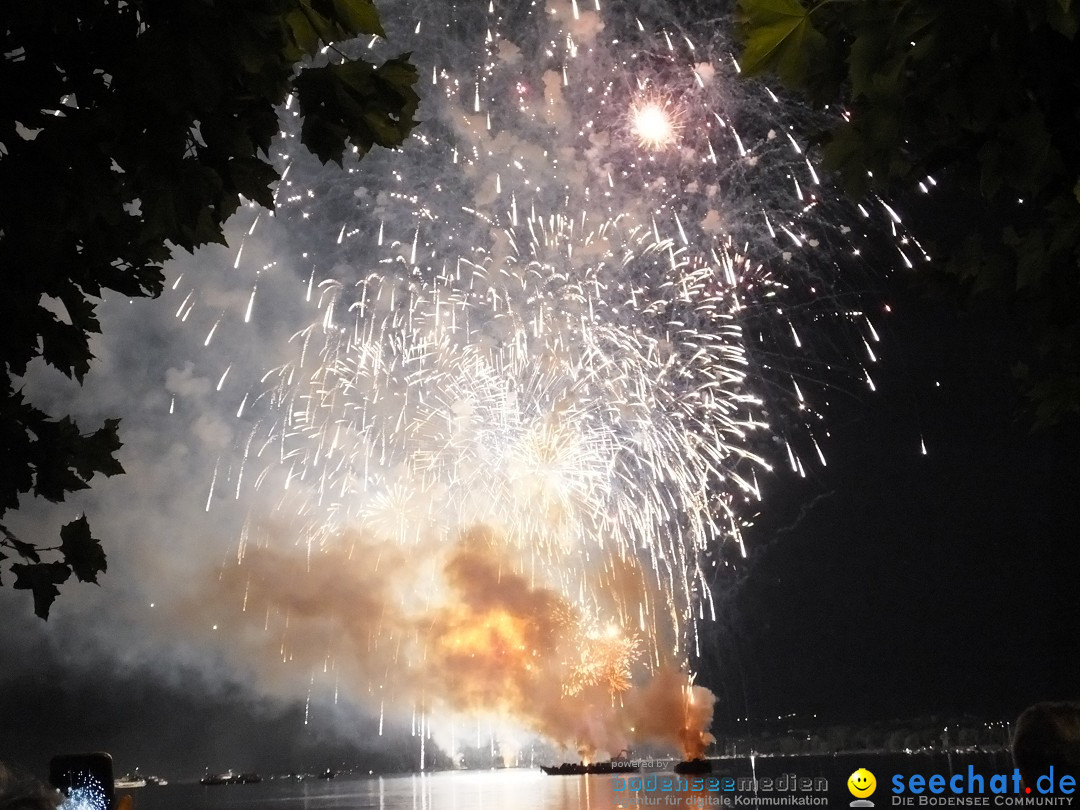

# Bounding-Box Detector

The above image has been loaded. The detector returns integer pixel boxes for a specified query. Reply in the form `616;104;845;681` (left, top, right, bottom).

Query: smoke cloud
192;520;713;761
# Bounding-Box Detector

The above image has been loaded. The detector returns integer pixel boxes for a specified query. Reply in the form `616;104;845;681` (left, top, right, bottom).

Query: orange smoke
623;667;717;760
424;531;561;711
194;522;716;761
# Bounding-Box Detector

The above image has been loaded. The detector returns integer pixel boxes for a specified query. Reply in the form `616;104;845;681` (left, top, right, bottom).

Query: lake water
122;770;636;810
117;751;1019;810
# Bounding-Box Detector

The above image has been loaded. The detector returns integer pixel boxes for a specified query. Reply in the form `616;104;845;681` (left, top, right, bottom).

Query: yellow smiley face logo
848;768;877;798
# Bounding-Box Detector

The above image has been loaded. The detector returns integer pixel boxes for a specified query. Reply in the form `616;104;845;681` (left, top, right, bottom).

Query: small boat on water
201;771;261;785
317;769;337;780
115;774;147;789
541;760;639;776
200;771;236;786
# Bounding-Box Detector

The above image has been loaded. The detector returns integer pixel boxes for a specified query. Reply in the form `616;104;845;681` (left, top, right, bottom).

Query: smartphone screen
50;753;115;810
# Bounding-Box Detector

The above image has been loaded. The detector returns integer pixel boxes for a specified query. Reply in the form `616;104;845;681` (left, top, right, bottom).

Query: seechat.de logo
850;768;878;808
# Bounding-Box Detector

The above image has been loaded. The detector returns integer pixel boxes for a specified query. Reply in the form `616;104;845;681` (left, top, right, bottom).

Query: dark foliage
0;0;419;617
738;0;1080;425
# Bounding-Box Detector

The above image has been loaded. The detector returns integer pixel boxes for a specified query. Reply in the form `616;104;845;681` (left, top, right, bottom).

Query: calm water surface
121;752;1016;810
122;770;640;810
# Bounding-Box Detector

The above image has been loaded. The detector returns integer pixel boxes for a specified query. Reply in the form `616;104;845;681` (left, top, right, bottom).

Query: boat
114;775;147;789
200;771;236;786
145;776;168;787
317;769;337;780
238;773;262;784
541;760;639;775
674;759;712;775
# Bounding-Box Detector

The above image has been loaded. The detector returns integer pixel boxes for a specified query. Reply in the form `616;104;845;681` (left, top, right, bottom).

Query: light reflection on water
122;769;717;810
122;751;1016;810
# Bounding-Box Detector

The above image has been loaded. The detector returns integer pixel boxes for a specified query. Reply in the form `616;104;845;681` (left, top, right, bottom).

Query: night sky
706;282;1080;726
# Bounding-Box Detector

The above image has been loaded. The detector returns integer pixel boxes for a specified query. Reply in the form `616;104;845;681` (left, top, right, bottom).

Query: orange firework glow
565;623;642;697
201;526;716;761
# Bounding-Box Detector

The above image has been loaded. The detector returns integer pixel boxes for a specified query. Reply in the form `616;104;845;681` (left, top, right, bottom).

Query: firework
631;101;680;150
248;208;765;663
565;620;643;697
174;0;924;757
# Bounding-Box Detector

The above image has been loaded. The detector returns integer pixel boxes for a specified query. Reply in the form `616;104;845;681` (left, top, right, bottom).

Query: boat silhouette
541;760;639;775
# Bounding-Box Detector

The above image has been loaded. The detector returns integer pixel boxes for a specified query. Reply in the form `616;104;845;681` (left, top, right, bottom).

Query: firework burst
175;0;925;757
246;206;770;661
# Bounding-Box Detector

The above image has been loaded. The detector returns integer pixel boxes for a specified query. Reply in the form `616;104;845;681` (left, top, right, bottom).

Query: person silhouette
1012;701;1080;795
0;762;60;810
